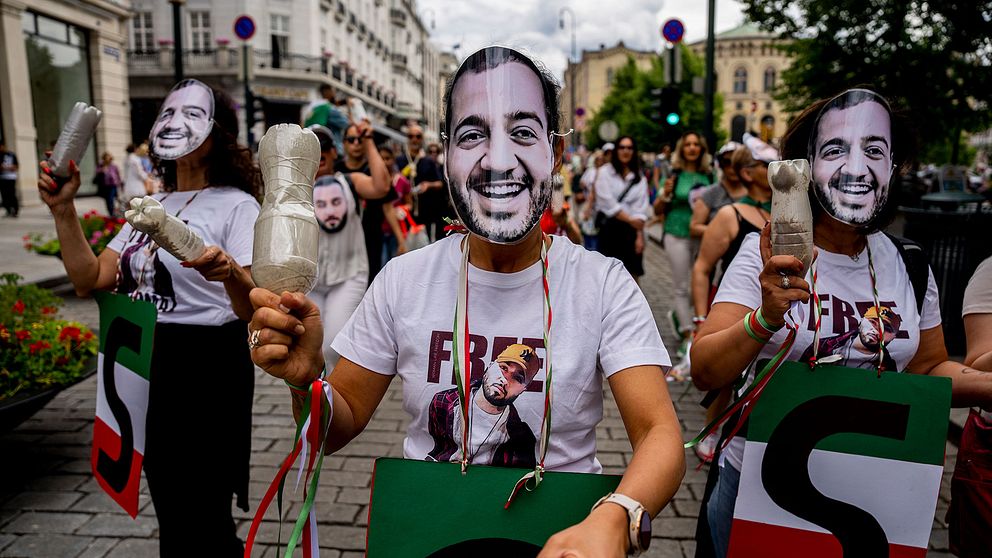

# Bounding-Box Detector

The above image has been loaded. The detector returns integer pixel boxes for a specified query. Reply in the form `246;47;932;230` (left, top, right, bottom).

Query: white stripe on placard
95;353;151;453
732;441;942;549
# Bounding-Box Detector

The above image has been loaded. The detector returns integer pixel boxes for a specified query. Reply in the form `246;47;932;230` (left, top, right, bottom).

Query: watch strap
592;492;650;555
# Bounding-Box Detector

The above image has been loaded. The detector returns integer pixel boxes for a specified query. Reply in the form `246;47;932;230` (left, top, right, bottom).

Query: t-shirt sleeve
712;232;763;310
598;260;671;376
106;223;134;254
919;267;942;330
224;198;261;267
331;266;398;375
963;256;992;317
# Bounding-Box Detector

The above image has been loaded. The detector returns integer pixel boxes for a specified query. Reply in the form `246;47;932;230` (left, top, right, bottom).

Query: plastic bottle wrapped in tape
768;159;814;276
125;196;206;261
252;124;321;294
48;102;102;185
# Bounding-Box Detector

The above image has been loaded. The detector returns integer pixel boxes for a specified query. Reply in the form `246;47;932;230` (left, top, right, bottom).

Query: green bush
0;273;97;400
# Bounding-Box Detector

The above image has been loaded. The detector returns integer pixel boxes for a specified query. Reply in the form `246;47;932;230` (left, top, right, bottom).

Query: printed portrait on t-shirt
150;79;215;161
313;175;349;234
808;89;894;228
117;230;178;313
426;343;540;467
444;47;561;245
800;304;902;372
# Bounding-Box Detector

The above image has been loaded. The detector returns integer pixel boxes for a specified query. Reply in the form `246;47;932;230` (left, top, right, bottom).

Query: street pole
559;7;577;148
170;0;185;83
703;0;716;149
243;43;253;148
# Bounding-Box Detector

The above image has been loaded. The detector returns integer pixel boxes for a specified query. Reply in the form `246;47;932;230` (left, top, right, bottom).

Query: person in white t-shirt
691;88;992;558
247;46;685;557
38;81;260;557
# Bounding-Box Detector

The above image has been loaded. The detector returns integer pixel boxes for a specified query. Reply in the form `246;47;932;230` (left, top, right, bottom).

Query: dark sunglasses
427;149;439;155
408;133;423;139
344;136;362;144
617;145;635;151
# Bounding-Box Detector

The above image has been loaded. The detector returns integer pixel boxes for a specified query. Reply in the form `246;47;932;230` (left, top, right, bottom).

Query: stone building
688;22;792;144
0;0;132;203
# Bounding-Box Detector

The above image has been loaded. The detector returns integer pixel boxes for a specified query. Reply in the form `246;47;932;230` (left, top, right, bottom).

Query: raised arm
350;122;390;200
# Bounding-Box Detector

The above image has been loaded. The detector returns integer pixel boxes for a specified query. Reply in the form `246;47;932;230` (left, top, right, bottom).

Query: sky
417;0;748;80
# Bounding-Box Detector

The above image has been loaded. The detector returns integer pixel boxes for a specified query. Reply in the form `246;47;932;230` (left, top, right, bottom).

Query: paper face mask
444;46;557;245
809;89;894;228
150;79;215;160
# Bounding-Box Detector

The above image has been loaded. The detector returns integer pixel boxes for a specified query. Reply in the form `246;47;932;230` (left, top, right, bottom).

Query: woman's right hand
248;289;326;386
662;176;675;199
757;223;811;327
38;160;81;213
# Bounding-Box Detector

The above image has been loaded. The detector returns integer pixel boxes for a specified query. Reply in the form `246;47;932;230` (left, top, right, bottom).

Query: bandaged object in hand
252;124;321;294
769;159;814;276
125;196;206;261
49;102;103;179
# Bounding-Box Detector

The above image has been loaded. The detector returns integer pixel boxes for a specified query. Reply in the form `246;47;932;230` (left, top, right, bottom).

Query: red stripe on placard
728;519;926;558
90;417;143;518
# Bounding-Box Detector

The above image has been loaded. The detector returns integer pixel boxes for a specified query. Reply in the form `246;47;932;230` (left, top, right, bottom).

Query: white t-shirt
712;232;942;471
315;174;368;288
963;256;992;317
332;234;670;473
594;165;651;222
122;153;149;201
107;187;260;325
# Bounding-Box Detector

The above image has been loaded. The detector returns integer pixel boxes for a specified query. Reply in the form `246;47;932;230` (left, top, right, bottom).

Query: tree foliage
586;45;724;151
741;0;992;164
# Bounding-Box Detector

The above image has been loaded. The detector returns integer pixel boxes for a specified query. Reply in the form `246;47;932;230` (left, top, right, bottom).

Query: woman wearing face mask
594;136;651;282
691;89;992;557
247;46;684;557
38;80;261;556
654;131;715;342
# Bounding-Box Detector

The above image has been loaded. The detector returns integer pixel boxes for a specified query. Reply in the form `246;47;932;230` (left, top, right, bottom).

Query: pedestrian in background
595;135;650;283
654;131;714;342
0;141;18;218
122;143;149;202
93;151;122;216
396;125;445;241
377;145;410;264
689;141;745;240
304;83;350;153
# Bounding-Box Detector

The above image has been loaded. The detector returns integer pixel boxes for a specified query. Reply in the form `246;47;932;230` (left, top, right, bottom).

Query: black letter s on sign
761;395;910;557
96;317;143;493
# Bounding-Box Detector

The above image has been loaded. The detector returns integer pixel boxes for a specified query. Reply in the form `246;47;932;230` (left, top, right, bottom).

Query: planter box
0;357;97;432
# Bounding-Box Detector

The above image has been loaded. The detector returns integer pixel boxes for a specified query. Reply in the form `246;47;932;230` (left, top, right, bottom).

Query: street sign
575;107;585;117
661;18;685;44
598;120;619;142
234;15;256;41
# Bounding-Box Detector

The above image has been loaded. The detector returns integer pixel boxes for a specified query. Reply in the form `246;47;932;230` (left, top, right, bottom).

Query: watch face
637;510;652;550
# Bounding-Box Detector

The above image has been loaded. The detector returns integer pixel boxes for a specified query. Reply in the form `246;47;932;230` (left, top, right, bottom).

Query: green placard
94;291;157;380
367;459;622;557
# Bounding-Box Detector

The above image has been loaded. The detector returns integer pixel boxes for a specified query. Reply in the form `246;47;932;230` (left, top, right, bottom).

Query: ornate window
733;67;748;94
763;67;776;92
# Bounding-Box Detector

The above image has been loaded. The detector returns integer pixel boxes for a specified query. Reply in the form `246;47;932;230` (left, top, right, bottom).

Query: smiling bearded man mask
150;79;215;160
808;88;895;228
443;47;562;244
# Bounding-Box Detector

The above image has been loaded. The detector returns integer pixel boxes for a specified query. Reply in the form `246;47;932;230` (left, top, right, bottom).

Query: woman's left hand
635;233;645;255
538;505;628;558
182;245;238;282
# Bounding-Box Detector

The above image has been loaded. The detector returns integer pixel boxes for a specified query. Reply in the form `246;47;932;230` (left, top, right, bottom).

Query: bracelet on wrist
692;315;707;324
285;366;327;396
743;310;778;343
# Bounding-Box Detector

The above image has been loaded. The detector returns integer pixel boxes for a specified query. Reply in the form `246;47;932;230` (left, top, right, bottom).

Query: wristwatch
591;492;651;555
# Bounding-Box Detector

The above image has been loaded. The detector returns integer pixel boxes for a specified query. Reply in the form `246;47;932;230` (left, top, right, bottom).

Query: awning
373;123;406;144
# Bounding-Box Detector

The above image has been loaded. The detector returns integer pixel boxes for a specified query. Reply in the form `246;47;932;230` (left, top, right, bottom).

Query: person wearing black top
396;125;446;241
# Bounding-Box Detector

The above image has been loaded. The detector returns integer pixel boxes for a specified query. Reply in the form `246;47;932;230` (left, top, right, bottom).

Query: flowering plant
24;210;125;258
0;274;97;401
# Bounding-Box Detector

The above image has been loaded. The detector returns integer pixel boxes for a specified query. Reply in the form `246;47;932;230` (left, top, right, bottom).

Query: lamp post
703;0;717;150
558;7;577;148
169;0;186;82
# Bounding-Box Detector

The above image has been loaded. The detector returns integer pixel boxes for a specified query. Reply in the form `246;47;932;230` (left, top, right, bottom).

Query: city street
0;210;962;557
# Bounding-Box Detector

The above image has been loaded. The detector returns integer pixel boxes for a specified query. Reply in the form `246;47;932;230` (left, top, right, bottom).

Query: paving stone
0;535;13;553
642;537;685;558
0;534;92;557
0;491;82;512
654;517;698;540
76;537;119;558
3;511;90;534
76;514;156;538
104;538;158;558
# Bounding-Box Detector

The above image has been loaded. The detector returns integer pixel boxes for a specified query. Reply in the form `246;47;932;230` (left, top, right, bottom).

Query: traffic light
661;86;681;126
245;89;265;147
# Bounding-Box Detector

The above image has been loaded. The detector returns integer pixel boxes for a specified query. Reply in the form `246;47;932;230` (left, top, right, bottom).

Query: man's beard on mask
318;211;347;234
452;168;552;244
818;167;888;225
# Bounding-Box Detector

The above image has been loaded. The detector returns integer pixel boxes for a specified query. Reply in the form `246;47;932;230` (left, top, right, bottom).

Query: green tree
742;0;992;164
586;45;724;151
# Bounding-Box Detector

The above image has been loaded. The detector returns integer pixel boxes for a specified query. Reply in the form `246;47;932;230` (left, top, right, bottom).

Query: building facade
0;0;132;204
688;22;792;144
562;41;657;145
126;0;442;147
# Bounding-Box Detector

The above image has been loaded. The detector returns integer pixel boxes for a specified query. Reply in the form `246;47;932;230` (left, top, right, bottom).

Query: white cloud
419;0;747;80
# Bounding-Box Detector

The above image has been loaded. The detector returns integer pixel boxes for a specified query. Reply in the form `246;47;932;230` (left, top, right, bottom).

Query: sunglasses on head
344;136;362;144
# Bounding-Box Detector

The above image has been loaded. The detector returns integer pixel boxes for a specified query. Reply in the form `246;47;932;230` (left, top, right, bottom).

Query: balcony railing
391;53;407;71
127;48;239;75
255;49;323;73
390;8;406;27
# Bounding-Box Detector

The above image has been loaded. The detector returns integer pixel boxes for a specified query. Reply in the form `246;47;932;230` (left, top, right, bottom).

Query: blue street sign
234;15;256;41
661;18;685;44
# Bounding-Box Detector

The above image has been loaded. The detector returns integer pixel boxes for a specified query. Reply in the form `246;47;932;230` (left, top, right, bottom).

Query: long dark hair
610;135;641;178
152;84;262;200
779;87;916;232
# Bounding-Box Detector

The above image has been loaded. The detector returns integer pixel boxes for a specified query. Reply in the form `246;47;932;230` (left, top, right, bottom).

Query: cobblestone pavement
0;239;959;557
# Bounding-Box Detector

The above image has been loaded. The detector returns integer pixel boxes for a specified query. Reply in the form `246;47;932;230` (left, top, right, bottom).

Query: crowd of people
29;44;992;558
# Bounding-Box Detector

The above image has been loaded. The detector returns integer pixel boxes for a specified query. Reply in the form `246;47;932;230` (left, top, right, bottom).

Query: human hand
628;217;645;230
537;504;628;558
356;120;373;140
662;177;675;199
247;289;325;386
37;160;81;213
181;245;237;282
635;233;644;255
396;241;408;255
758;223;811;327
